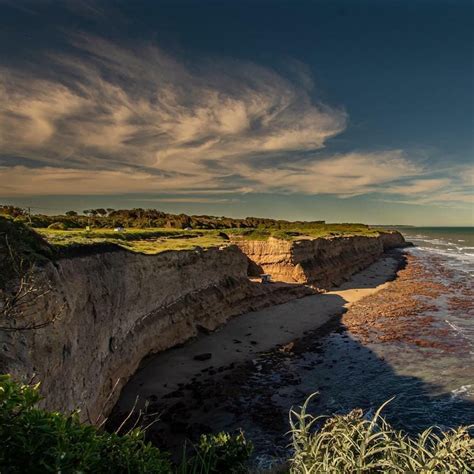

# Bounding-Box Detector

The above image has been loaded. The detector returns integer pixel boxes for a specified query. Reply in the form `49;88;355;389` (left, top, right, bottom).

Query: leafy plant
0;374;172;473
178;430;253;474
0;375;254;473
289;393;473;473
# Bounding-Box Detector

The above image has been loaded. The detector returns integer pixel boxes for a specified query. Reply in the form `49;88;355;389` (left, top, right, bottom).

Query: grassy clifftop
36;224;382;255
1;206;387;256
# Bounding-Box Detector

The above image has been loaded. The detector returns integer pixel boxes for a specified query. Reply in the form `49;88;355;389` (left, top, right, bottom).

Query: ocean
399;226;474;277
247;227;474;461
289;227;474;435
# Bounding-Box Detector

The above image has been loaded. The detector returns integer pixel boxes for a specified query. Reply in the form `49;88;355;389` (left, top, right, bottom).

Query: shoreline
110;250;406;451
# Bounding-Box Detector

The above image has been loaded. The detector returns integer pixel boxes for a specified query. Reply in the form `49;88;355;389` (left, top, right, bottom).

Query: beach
111;236;473;465
110;252;403;453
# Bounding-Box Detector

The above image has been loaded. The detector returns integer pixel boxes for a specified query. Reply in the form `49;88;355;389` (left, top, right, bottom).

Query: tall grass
289;394;473;473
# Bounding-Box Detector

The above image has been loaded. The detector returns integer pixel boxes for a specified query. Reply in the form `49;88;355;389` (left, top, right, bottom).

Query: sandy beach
111;252;403;447
115;255;400;405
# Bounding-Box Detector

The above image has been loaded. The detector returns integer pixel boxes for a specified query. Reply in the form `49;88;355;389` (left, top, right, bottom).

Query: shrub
0;374;172;473
180;431;253;474
289;394;473;473
0;375;254;473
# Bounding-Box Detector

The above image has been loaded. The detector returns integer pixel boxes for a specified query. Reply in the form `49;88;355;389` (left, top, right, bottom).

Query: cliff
0;231;406;421
0;244;311;421
233;231;407;287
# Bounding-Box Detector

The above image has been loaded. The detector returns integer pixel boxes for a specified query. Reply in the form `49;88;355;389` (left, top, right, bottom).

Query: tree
95;208;107;217
65;210;78;217
0;205;26;218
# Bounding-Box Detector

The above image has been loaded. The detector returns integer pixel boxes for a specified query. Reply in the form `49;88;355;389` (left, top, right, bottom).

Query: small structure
114;226;125;232
261;273;272;284
184;226;193;231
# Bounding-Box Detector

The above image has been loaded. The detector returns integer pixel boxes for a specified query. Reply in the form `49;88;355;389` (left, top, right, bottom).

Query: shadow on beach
108;251;474;460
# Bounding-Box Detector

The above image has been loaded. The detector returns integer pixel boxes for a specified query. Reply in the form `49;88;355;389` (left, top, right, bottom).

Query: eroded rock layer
0;231;406;421
233;231;407;287
0;245;311;421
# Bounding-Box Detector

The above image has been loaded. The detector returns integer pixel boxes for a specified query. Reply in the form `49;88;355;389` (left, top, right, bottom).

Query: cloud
376;168;474;207
0;151;420;197
0;35;346;173
384;178;451;196
132;197;239;204
0;35;471;207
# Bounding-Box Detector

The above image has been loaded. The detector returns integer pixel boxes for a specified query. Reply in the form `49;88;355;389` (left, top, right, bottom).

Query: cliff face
0;245;311;421
233;231;406;287
0;231;406;421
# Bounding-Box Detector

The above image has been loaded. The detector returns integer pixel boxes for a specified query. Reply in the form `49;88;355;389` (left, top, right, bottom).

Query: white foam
451;385;473;399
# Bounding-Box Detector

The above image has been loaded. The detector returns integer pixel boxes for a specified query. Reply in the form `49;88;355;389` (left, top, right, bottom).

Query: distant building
114;226;125;232
184;226;193;230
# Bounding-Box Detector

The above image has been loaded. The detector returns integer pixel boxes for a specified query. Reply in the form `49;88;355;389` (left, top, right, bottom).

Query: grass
36;228;229;254
226;224;381;242
289;393;473;473
34;223;384;256
2;375;471;473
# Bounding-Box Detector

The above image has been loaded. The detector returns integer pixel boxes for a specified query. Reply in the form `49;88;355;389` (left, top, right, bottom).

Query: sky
0;0;472;225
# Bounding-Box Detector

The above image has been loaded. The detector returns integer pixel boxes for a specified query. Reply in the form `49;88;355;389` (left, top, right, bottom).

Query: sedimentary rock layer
0;245;311;421
233;231;406;287
0;231;406;421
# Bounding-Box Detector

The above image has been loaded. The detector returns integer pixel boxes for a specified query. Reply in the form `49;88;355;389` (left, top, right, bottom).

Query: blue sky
0;0;472;225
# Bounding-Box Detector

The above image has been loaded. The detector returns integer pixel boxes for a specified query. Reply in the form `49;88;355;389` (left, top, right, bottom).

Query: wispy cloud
0;35;471;207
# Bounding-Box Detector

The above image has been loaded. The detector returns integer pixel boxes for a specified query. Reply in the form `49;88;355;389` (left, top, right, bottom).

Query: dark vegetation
1;204;329;230
0;375;252;473
1;375;471;473
0;217;58;330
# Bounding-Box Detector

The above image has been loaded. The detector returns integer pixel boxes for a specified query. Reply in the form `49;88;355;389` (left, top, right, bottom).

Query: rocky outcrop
0;231;406;421
233;231;407;287
379;230;409;250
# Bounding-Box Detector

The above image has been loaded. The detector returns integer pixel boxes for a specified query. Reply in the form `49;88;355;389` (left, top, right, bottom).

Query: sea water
247;228;474;462
288;227;474;432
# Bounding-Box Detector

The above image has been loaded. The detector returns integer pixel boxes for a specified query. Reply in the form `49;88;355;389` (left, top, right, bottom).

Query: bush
181;431;253;474
0;374;171;473
0;375;254;473
289;394;473;473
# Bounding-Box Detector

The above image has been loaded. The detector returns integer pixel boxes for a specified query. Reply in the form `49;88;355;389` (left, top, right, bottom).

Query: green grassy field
228;224;380;241
36;228;228;254
35;224;382;255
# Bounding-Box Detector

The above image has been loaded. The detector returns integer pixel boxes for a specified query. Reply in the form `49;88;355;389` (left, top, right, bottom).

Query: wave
408;245;474;263
451;385;473;399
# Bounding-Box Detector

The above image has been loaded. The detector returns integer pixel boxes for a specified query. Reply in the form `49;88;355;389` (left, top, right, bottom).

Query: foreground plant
178;431;253;474
289;393;473;473
0;375;252;473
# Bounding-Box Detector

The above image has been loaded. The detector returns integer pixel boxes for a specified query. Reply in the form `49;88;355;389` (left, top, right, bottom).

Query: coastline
110;250;405;453
111;242;474;464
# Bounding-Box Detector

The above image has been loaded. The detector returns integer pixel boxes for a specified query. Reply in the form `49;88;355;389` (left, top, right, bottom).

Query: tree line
0;205;326;230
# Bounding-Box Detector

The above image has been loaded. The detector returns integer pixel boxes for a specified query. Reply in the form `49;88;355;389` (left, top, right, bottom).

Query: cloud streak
0;35;471;206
